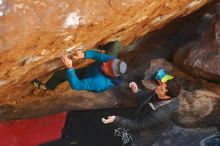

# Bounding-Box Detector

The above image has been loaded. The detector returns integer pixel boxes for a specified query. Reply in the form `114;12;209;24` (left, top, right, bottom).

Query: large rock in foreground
0;0;210;99
174;3;220;83
0;0;212;120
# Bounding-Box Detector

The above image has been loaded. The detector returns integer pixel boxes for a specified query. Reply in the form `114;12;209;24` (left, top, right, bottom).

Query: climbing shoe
32;79;42;89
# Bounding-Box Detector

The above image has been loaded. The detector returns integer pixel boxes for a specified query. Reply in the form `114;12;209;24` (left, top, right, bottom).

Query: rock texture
174;3;220;83
0;0;213;120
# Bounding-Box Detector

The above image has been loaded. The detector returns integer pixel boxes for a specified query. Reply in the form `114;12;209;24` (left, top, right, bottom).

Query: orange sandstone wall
0;0;210;120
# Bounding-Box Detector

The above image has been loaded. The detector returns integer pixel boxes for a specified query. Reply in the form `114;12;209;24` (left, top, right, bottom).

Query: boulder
0;0;213;120
174;3;220;83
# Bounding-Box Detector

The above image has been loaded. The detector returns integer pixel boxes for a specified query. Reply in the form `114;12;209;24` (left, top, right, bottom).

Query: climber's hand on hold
73;50;85;60
61;55;73;69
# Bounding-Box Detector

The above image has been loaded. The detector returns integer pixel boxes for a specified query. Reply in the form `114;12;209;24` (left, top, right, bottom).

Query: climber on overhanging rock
102;69;181;146
32;41;127;93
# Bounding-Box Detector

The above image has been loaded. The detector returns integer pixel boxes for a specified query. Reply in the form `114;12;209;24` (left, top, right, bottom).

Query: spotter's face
155;83;170;99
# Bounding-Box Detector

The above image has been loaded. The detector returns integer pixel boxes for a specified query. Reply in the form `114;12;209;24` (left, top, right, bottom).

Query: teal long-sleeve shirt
66;50;114;93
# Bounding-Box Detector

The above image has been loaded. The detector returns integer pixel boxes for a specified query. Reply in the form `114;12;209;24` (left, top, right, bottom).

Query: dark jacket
113;90;179;146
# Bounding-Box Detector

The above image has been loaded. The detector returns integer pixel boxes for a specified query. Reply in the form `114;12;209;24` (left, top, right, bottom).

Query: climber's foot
32;79;42;89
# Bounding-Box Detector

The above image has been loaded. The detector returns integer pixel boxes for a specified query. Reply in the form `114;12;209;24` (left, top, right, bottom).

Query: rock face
143;59;220;129
0;0;213;120
174;3;220;83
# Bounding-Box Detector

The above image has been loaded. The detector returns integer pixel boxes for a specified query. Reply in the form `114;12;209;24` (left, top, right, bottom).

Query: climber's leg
100;40;121;57
33;67;88;91
44;69;67;90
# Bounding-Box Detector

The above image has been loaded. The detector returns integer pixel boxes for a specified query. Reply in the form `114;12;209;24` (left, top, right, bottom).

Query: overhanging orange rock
0;0;212;120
